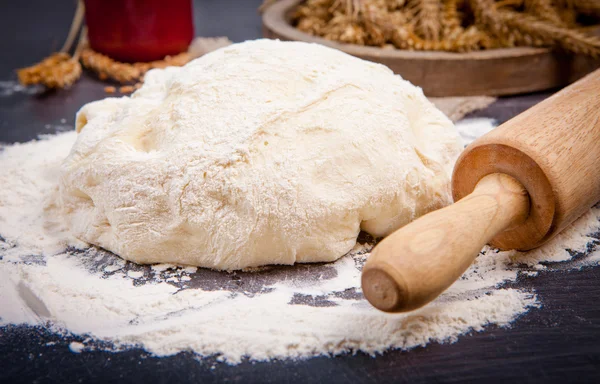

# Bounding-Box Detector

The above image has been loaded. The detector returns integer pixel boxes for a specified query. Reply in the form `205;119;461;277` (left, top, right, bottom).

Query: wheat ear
407;0;443;40
524;0;565;26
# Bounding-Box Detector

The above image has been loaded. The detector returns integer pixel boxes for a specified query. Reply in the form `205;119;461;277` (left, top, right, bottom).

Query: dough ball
59;39;462;270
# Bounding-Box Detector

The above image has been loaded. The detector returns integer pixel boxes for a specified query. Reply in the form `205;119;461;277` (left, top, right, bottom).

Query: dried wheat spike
293;0;337;35
43;59;82;89
364;17;389;45
17;53;82;89
81;49;191;84
555;0;600;18
17;53;70;85
474;0;600;56
472;0;538;47
502;10;600;57
390;24;418;48
557;7;579;27
469;0;506;38
442;0;464;40
81;49;142;83
472;0;600;56
386;0;407;10
494;0;524;9
361;1;409;44
407;0;443;40
524;0;565;26
422;25;491;51
292;0;599;55
327;0;361;19
324;15;369;45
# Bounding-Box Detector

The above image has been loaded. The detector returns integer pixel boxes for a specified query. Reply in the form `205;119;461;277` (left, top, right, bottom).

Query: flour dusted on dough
59;39;462;270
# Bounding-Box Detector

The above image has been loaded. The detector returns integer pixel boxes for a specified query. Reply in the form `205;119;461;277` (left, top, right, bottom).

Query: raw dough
59;39;462;270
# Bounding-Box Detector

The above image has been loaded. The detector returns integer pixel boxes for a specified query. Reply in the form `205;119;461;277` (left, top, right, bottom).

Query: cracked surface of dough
59;39;462;270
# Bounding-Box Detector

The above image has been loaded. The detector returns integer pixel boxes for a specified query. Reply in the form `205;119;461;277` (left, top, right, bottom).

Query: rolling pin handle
361;173;530;313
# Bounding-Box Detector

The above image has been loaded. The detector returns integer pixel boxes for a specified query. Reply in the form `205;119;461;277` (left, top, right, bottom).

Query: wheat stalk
471;0;600;56
524;0;565;26
555;0;600;17
81;49;191;84
60;0;85;53
407;0;443;40
17;27;86;89
292;0;599;55
502;10;600;56
442;0;463;39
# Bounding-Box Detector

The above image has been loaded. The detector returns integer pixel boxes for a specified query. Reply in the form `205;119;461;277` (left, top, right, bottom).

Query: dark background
1;1;599;383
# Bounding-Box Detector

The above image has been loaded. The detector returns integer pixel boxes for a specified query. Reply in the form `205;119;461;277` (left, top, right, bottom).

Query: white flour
1;121;599;364
0;80;40;97
455;118;496;145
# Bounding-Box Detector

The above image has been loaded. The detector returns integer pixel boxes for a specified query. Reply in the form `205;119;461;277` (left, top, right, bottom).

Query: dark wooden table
1;1;599;383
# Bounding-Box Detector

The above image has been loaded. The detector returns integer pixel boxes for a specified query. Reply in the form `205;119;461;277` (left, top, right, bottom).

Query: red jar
84;0;194;63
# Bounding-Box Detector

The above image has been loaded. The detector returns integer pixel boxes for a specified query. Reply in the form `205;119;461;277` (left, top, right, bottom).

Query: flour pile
1;123;599;364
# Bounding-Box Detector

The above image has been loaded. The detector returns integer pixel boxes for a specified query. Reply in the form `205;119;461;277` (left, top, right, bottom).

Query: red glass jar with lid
84;0;194;63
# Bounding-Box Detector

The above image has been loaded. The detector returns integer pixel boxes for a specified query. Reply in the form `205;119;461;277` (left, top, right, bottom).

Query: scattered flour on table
1;121;599;364
455;118;497;145
0;80;41;97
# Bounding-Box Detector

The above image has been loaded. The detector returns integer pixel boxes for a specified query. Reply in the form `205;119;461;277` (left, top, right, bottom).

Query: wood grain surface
262;0;600;97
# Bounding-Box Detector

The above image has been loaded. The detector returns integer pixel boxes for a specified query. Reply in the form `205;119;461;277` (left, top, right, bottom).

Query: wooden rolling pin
361;69;600;313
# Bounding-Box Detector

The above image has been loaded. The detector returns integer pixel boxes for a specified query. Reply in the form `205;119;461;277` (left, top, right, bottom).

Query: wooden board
262;0;600;97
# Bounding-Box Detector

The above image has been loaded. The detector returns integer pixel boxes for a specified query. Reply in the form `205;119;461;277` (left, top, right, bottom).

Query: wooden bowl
262;0;600;97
